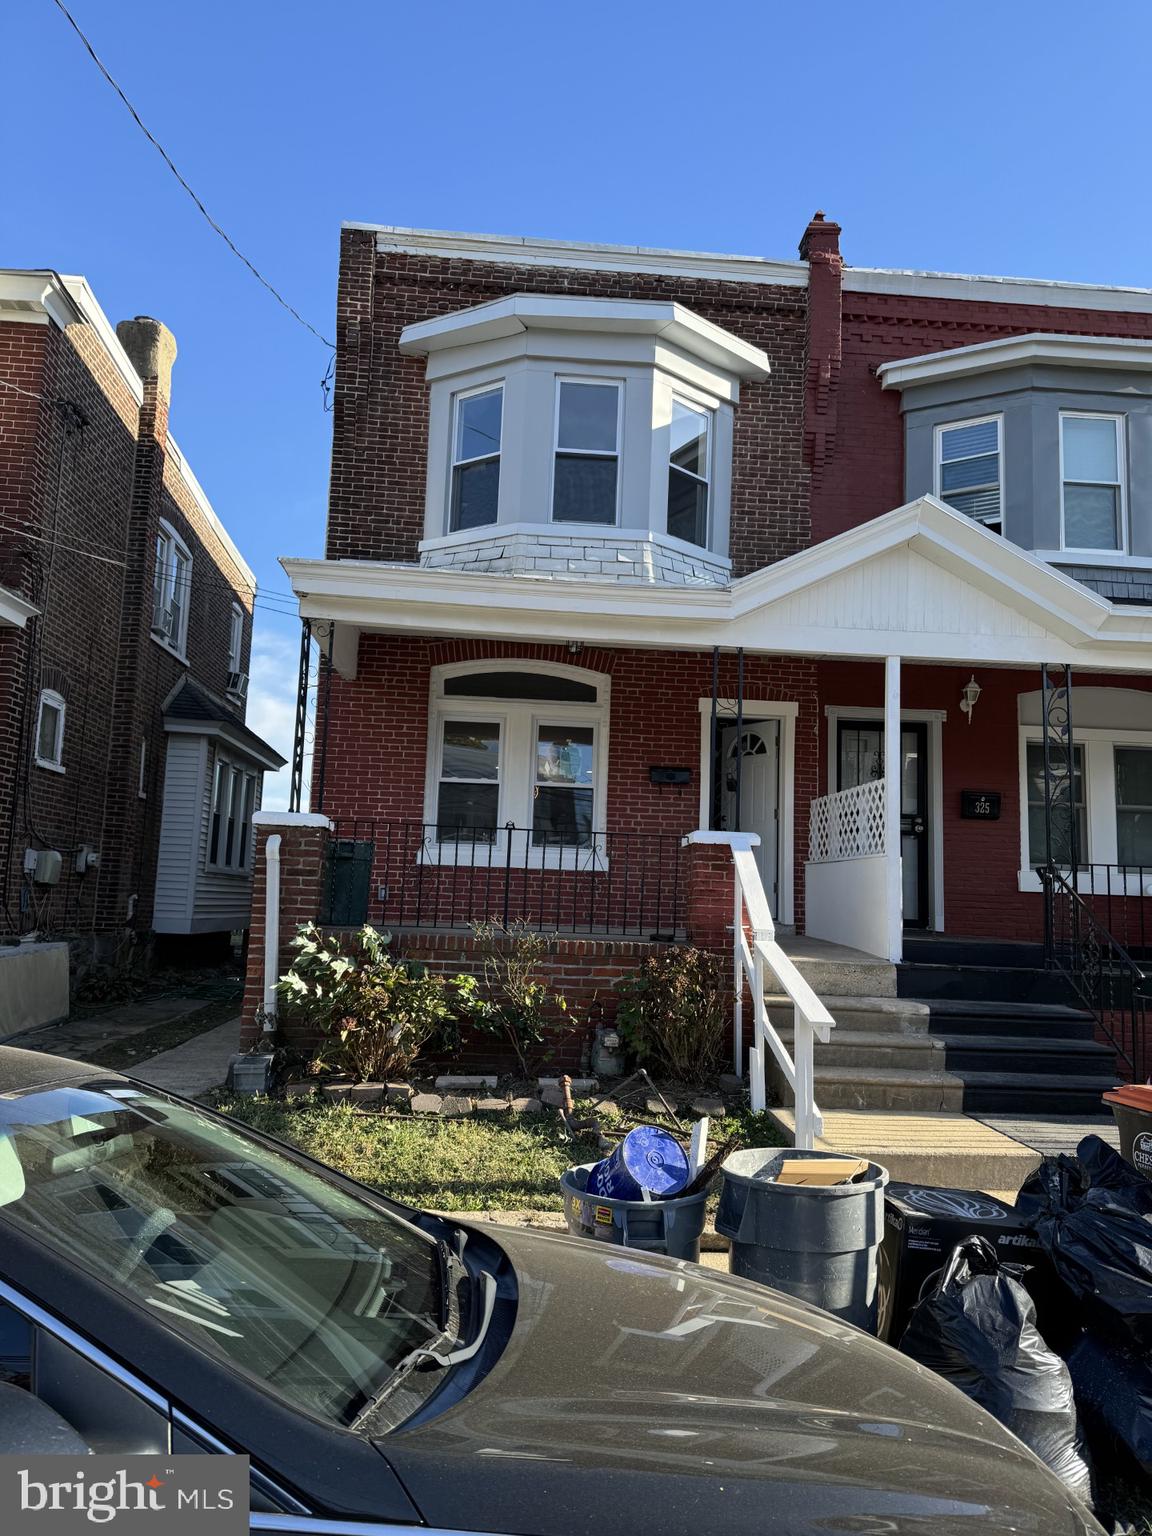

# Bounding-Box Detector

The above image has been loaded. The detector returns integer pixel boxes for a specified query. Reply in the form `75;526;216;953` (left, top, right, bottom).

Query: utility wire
49;0;334;350
0;377;49;402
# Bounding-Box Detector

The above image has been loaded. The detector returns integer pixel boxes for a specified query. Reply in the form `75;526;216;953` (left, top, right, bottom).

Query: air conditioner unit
152;605;175;640
227;670;249;699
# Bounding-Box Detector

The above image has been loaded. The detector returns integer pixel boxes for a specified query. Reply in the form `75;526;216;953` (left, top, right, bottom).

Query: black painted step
918;997;1098;1041
936;1032;1117;1077
956;1070;1116;1116
898;962;1073;1005
902;936;1046;969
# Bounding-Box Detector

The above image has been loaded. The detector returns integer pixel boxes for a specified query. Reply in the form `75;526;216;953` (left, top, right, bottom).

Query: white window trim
227;602;244;674
424;661;610;869
668;396;712;549
206;752;258;875
1058;410;1128;555
933;413;1003;533
138;739;148;799
550;375;624;529
152;519;192;660
1017;723;1152;892
448;381;504;534
34;689;66;773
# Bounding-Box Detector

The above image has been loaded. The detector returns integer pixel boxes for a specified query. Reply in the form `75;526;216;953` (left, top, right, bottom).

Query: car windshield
0;1081;444;1426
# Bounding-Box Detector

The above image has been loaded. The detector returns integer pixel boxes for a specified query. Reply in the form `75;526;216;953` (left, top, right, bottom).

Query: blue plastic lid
620;1126;690;1197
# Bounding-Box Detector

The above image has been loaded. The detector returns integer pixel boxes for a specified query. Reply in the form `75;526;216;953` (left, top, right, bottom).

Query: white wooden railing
730;842;835;1150
808;777;886;863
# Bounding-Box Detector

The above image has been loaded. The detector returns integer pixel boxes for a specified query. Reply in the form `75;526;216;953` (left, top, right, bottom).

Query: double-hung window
1061;413;1125;551
34;689;65;771
435;720;501;843
936;416;1002;533
1025;741;1087;868
667;400;711;547
1115;747;1152;867
208;755;257;871
227;603;244;674
152;522;192;655
450;386;502;531
552;380;620;524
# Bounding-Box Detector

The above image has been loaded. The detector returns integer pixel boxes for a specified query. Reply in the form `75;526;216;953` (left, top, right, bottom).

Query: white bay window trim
1059;410;1127;554
1017;723;1152;892
550;376;623;527
423;661;610;868
933;414;1003;533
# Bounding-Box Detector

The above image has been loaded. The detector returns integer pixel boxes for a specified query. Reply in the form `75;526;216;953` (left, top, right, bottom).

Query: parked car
0;1045;1102;1534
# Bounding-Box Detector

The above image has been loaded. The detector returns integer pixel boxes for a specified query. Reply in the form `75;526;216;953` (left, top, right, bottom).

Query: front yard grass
215;1096;784;1213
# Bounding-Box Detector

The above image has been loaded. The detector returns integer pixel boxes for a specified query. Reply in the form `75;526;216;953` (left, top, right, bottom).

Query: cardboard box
775;1157;869;1187
877;1183;1051;1345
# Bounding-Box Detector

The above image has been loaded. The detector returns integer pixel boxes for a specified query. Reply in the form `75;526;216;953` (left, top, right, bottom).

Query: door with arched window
720;721;780;905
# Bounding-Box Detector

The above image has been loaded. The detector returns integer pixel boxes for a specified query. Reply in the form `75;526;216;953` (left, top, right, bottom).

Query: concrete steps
766;995;930;1034
954;1071;1116;1117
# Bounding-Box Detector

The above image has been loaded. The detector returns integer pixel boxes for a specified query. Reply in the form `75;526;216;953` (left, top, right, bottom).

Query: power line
0;377;48;402
49;0;334;350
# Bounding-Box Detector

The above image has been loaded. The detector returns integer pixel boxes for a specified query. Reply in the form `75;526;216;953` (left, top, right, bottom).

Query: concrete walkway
5;997;207;1058
976;1114;1120;1159
130;1017;240;1098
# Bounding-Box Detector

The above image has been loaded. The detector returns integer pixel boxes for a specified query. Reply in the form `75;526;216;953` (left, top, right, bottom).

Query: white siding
152;735;208;933
190;742;259;934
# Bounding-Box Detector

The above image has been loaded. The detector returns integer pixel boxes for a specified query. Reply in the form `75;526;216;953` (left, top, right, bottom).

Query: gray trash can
716;1147;889;1331
560;1163;711;1261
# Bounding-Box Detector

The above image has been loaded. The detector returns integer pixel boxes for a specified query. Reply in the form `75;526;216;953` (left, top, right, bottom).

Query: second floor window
552;380;620;524
667;400;711;547
450;386;502;531
153;522;192;655
936;416;1002;533
227;602;244;674
1061;413;1125;551
35;689;65;771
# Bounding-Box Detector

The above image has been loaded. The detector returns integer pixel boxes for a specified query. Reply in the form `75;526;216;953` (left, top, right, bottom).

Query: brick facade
0;295;256;969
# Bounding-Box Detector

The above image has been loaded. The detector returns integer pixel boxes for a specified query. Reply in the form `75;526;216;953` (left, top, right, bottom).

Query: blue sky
6;0;1151;804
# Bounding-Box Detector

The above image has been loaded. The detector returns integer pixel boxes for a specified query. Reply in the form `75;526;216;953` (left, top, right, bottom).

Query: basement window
34;690;65;772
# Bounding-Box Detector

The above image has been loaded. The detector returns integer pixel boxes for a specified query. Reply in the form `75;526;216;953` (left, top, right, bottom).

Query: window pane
668;467;707;546
441;721;500;781
1026;742;1086;865
940;420;998;461
1064;484;1120;549
455;389;502;463
553;455;617;523
238;776;256;866
1063;417;1117;482
941;453;998;493
532;786;593;846
210;760;225;863
37;703;59;762
942;487;1002;524
445;671;597;702
436;782;498;841
670;401;708;478
557;382;617;452
536;725;594;786
451;458;500;531
1116;748;1152;866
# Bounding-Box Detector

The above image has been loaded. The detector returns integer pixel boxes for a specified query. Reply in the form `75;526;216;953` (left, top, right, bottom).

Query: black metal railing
1041;864;1152;1081
321;821;685;939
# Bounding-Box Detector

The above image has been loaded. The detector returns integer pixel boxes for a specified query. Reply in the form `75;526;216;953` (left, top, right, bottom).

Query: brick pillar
241;812;331;1049
683;835;738;952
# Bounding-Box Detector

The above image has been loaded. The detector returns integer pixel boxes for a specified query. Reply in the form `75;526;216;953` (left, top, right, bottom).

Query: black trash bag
901;1235;1094;1507
1018;1138;1152;1348
1067;1331;1152;1481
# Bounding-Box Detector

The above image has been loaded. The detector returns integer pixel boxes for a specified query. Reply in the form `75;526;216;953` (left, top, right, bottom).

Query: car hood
382;1225;1101;1536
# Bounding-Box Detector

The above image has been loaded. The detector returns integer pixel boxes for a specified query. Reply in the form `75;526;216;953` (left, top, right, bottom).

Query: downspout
262;834;282;1033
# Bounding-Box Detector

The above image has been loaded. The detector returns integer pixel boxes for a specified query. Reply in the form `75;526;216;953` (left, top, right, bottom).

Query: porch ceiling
283;497;1152;678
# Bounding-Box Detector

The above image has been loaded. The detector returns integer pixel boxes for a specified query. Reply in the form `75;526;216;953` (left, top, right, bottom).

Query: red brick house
252;216;1152;1114
0;269;284;1004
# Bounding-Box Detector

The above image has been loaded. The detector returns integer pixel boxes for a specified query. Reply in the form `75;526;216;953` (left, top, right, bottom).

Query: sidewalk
131;1017;240;1098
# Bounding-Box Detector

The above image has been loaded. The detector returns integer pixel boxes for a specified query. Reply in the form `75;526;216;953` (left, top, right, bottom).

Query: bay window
552;379;620;525
450;385;502;531
667;400;711;547
427;664;608;862
1061;413;1125;551
935;416;1002;533
208;754;257;872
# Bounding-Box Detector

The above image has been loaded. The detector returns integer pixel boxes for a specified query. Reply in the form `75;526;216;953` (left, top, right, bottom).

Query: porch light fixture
959;675;982;726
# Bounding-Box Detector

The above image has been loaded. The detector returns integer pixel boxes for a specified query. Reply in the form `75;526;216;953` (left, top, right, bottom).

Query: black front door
837;720;931;929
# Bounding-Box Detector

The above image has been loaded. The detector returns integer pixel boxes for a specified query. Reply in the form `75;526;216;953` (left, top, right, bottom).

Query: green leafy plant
453;921;578;1077
277;922;449;1082
614;945;729;1079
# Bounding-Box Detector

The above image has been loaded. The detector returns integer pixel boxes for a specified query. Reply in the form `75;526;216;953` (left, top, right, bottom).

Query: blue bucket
588;1125;690;1201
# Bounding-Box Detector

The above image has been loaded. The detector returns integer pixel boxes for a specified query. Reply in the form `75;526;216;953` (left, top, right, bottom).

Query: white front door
720;721;780;906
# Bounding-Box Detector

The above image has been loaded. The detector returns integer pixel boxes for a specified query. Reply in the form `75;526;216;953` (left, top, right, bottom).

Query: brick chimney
116;316;177;447
799;213;843;486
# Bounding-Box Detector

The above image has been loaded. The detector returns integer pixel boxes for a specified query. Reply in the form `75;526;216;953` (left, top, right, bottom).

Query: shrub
614;946;729;1079
277;923;449;1082
453;921;579;1077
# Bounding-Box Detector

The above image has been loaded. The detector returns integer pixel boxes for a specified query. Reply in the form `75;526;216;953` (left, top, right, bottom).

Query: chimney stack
799;211;842;264
115;316;177;401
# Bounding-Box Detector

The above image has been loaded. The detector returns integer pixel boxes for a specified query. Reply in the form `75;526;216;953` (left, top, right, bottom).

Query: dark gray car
0;1046;1102;1533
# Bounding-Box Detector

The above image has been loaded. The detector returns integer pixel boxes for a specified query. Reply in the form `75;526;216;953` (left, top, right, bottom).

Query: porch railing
808;778;886;863
1041;864;1152;1081
321;820;684;939
726;837;834;1147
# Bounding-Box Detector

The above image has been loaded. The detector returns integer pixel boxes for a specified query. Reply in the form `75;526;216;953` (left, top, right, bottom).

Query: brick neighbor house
251;215;1152;1114
0;269;284;1009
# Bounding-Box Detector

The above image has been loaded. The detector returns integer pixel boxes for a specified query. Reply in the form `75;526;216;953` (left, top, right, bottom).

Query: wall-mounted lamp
959;674;982;726
567;641;583;655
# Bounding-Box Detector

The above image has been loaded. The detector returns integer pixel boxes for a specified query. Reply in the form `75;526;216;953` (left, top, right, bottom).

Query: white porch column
884;656;903;963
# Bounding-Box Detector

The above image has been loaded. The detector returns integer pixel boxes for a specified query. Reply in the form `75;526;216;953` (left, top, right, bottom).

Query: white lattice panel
808;778;887;863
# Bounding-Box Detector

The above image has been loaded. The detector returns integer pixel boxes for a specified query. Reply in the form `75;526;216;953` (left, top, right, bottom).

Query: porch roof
282;496;1152;679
